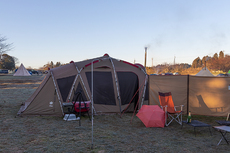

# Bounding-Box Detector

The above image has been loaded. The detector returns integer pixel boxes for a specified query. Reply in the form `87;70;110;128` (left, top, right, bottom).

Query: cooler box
74;101;91;112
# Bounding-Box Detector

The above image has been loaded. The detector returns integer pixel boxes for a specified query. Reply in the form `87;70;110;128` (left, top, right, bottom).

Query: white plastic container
63;114;79;121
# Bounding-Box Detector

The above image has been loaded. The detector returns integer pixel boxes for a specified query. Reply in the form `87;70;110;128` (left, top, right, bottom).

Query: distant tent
13;63;31;76
196;67;213;76
228;70;230;74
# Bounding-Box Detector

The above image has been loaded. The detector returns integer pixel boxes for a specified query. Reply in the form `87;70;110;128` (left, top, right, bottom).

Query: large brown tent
18;54;148;116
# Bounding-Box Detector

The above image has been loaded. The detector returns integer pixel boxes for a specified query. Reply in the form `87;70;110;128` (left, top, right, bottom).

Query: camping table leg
182;120;211;137
194;127;196;137
194;126;212;137
209;127;212;136
217;131;229;146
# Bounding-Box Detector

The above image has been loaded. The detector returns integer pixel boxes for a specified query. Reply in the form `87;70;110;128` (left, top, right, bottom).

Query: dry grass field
0;74;229;153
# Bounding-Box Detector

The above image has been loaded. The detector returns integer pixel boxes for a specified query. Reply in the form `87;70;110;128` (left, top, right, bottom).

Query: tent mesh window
117;72;139;105
57;75;76;102
86;71;116;105
72;83;87;101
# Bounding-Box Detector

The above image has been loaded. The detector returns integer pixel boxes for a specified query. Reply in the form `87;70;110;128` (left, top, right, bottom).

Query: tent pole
77;67;91;100
138;65;148;108
76;66;95;113
91;59;97;149
68;74;79;101
70;64;96;113
109;57;122;113
90;58;101;149
79;74;92;104
140;74;148;108
187;75;190;115
74;66;91;100
50;71;64;115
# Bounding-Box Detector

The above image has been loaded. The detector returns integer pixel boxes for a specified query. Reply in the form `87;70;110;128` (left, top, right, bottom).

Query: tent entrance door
117;72;139;111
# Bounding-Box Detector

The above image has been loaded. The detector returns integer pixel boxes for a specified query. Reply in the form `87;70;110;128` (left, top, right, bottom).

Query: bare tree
0;35;13;61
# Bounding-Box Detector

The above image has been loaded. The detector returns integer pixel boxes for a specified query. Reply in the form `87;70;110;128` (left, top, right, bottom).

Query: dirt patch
0;75;229;152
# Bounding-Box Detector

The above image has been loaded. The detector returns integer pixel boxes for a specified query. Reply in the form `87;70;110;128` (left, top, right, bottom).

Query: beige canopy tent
13;63;31;76
196;67;213;76
18;54;148;116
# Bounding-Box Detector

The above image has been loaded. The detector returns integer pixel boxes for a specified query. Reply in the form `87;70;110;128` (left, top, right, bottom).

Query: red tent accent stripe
120;60;139;69
84;60;100;68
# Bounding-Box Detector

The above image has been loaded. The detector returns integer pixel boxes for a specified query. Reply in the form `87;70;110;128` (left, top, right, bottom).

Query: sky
1;0;230;69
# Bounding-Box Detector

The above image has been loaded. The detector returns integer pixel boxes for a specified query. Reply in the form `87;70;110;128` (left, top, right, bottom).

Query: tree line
42;61;62;71
147;51;230;75
1;35;230;74
146;63;191;75
192;51;230;72
0;35;63;71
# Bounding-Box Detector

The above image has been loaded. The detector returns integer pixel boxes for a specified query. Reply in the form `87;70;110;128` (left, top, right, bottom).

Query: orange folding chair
158;92;184;126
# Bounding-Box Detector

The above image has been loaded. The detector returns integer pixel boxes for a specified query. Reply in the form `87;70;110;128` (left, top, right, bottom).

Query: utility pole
144;47;147;67
174;56;176;65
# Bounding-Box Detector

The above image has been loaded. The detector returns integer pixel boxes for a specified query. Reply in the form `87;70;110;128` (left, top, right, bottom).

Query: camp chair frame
158;92;184;126
226;113;230;121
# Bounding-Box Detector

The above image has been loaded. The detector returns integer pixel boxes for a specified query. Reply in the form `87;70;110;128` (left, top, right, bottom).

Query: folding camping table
182;120;212;137
213;126;230;146
215;120;230;126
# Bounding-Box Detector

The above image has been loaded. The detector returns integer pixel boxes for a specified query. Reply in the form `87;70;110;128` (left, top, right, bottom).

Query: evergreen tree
219;51;224;58
50;61;54;68
0;35;13;61
213;53;218;59
192;57;202;68
0;54;15;70
55;62;61;67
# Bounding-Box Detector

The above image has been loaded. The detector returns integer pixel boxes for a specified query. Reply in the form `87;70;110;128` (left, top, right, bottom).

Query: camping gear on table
158;92;183;126
74;101;91;113
66;90;91;126
136;105;165;128
187;111;192;123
